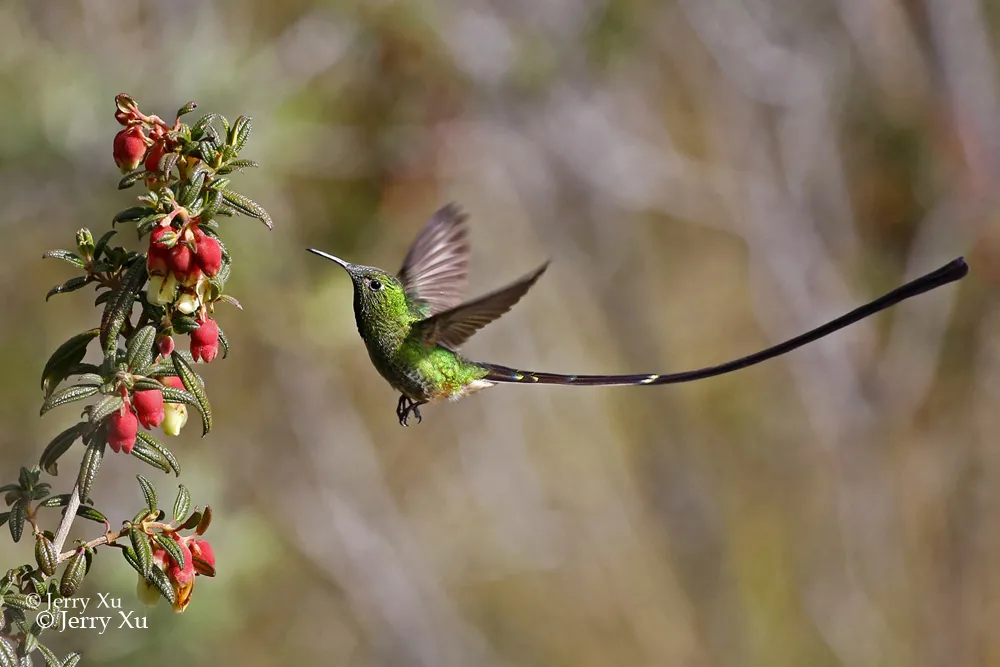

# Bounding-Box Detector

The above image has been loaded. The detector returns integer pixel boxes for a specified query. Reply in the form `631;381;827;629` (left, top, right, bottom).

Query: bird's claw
396;395;424;426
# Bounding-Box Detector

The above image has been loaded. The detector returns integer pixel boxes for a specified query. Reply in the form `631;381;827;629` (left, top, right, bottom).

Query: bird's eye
369;279;383;291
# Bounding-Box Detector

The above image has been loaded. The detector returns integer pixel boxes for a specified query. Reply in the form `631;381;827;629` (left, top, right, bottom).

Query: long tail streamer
483;257;968;387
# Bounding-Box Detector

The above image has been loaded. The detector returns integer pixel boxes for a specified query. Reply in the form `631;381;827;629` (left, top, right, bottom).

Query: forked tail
482;257;969;387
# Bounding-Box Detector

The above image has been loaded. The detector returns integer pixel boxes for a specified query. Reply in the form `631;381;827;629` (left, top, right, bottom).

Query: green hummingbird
308;204;969;426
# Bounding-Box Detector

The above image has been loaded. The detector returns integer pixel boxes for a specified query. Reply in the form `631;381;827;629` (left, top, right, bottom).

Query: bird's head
307;248;411;329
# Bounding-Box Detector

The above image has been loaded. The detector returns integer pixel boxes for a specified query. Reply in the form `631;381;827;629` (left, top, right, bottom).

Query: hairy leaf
153;532;185;569
88;395;124;426
136;475;157;511
220;189;272;229
77;434;105;500
125;325;157;372
170;352;212;436
39;385;98;417
134;432;180;476
42;250;86;269
39;423;87;475
100;257;147;356
45;276;93;301
40;328;100;397
172;484;191;523
130;528;152;576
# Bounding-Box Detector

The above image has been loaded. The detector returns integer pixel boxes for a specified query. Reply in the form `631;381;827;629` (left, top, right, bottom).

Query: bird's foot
396;395;425;426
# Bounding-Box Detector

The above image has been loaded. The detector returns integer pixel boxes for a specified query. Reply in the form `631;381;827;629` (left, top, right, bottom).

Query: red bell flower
192;227;223;277
133;389;164;429
113;125;148;173
108;406;139;454
190;317;220;363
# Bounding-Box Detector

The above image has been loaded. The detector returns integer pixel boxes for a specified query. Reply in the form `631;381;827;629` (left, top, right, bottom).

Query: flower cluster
5;93;271;651
136;529;216;613
107;376;190;455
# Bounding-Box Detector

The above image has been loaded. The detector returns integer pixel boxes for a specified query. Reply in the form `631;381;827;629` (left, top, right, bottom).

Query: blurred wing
415;262;549;350
397;203;471;316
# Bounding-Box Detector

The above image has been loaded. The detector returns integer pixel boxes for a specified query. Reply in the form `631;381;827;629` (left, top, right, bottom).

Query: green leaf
0;638;16;667
59;549;87;596
118;170;149;190
34;643;59;667
131;443;171;474
35;534;57;576
39;385;98;417
153;532;185;569
99;258;147;357
42;250;86;269
200;188;223;223
62;652;81;667
157;151;180;176
136;475;157;511
77;434;105;500
171;315;201;334
130;528;152;577
220;159;258;174
2;593;38;611
134;432;180;476
92;230;117;259
176;101;198;117
0;513;9;528
125;325;157;372
8;501;24;543
74;505;107;523
191;113;220;141
121;545;142;574
112;206;155;224
170;352;212;436
221;189;273;229
172;484;191;523
88;395;124;426
178;509;202;531
230;115;252;151
45;275;93;301
39;423;87;475
179;165;208;207
38;494;71;508
145;562;175;606
135;213;168;238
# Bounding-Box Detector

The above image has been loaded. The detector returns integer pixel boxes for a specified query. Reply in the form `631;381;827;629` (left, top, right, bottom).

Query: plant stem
50;462;86;553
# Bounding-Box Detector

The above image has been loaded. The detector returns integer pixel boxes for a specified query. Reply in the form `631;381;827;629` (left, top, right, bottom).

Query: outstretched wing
397;203;471;316
414;262;549;350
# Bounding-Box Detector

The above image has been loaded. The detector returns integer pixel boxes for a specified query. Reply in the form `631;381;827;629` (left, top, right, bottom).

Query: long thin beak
306;248;351;270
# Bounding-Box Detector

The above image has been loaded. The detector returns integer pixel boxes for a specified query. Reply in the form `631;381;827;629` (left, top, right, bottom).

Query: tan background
0;1;997;665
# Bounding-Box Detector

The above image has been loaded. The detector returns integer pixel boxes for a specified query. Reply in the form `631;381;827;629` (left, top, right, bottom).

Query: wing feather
397;203;471;316
415;262;549;350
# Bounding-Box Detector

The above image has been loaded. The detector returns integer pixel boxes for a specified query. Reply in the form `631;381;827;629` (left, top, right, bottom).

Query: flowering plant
0;94;270;664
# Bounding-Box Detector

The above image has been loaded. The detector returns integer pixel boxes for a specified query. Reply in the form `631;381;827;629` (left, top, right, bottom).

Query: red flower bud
144;139;168;174
147;225;176;276
114;110;130;126
157;334;175;358
113;126;147;174
133;389;165;429
168;243;196;278
190;318;220;363
108;407;139;454
192;228;223;277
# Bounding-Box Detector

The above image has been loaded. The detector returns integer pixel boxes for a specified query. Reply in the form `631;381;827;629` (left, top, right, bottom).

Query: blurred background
0;0;997;665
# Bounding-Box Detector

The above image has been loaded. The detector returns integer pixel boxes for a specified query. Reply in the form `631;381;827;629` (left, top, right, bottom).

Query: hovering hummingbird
308;204;968;426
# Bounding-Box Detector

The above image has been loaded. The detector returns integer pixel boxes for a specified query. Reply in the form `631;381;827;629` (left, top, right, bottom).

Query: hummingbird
308;203;969;426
